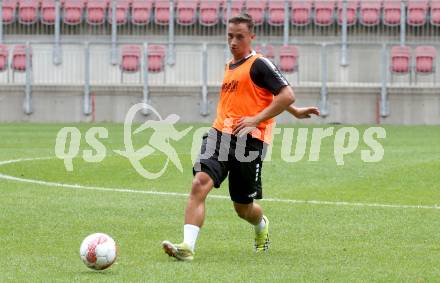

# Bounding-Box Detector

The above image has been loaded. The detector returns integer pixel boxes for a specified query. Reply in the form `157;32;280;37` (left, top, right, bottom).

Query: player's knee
190;173;212;200
234;203;251;219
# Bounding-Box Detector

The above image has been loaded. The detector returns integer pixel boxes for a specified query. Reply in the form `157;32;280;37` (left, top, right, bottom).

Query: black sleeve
250;57;290;95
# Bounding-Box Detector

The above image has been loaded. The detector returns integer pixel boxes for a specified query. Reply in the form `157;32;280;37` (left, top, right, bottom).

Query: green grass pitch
1;123;439;282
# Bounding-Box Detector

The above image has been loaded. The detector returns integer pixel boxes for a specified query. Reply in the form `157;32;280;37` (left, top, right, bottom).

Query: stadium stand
222;0;245;24
120;44;141;73
199;0;221;26
177;0;199;26
41;0;57;25
86;0;108;25
407;0;429;26
291;0;313;26
245;0;267;26
131;0;153;25
359;0;382;26
267;1;285;26
432;0;440;26
2;0;17;25
383;0;402;26
390;45;411;82
11;44;31;72
337;0;358;25
63;0;85;25
314;0;336;26
415;45;437;82
279;45;299;73
155;0;171;25
108;0;130;25
147;44;166;72
18;0;39;25
0;45;9;72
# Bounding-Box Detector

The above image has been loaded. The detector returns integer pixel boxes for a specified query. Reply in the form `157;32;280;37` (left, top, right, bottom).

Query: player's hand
232;116;259;137
292;107;320;119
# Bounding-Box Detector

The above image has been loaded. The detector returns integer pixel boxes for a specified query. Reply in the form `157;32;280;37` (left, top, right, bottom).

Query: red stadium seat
147;45;166;72
431;1;440;26
407;0;429;26
245;0;267;26
279;45;299;73
108;0;130;25
314;0;336;26
63;0;85;25
2;0;17;24
267;1;286;26
390;46;411;74
131;0;153;25
359;0;382;26
11;44;32;72
222;0;245;24
255;44;275;61
121;45;141;72
18;0;39;25
199;0;221;26
87;0;108;25
291;0;312;26
415;45;436;74
0;45;9;72
383;0;401;26
41;0;56;25
337;0;358;26
155;0;170;25
176;0;199;26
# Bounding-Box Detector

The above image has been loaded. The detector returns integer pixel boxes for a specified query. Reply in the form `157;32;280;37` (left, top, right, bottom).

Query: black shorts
193;128;267;204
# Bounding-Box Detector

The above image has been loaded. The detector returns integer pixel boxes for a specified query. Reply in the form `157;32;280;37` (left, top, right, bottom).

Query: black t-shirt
229;53;290;95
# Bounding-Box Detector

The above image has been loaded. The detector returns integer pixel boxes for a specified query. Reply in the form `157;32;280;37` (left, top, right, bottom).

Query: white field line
0;157;439;211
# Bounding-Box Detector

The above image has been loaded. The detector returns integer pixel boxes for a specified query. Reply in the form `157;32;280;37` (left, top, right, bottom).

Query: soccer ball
79;233;117;270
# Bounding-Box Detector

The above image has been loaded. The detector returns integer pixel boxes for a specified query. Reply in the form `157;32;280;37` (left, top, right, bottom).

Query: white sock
254;216;266;233
183;224;200;252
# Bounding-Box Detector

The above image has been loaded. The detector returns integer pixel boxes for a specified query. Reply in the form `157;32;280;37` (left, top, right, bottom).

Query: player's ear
250;32;256;40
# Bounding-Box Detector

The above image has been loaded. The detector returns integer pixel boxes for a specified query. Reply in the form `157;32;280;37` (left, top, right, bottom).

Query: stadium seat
41;0;56;25
314;0;336;26
11;44;32;72
18;0;39;25
291;0;312;26
267;1;286;26
120;45;142;72
199;0;221;26
222;0;245;24
383;0;401;26
63;0;85;25
414;45;436;74
390;46;411;82
407;0;429;26
108;0;130;25
155;0;171;25
131;0;153;25
245;0;267;26
255;44;275;61
431;0;440;26
147;45;166;72
337;0;358;26
279;45;299;73
86;0;108;25
0;45;9;72
176;0;199;26
359;0;382;26
2;0;17;24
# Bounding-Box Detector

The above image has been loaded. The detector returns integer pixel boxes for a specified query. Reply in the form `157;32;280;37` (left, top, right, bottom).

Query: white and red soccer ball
80;233;117;270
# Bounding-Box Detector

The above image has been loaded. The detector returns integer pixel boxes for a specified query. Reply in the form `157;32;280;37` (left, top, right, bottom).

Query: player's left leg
233;202;270;252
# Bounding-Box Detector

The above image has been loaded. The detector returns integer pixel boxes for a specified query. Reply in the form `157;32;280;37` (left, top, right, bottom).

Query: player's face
227;23;255;60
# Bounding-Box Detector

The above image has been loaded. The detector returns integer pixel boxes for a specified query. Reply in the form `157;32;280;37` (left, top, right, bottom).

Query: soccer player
162;13;320;261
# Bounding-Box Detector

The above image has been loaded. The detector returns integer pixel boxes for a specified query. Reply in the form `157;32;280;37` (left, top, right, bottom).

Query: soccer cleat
254;215;270;252
161;240;194;261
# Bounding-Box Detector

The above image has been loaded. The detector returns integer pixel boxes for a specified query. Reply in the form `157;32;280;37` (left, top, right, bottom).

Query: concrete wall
1;85;439;124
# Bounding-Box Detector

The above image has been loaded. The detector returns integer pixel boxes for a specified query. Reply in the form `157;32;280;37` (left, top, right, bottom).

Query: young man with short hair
162;13;320;261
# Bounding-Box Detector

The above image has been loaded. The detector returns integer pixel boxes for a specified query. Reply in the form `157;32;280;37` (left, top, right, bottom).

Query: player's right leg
162;172;214;261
